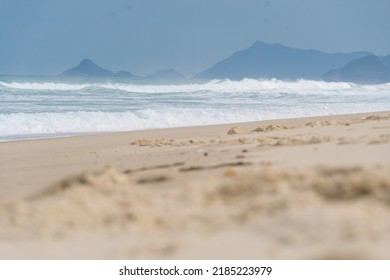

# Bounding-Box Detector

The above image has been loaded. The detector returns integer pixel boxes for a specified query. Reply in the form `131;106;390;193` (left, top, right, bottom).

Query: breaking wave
0;105;388;141
0;81;89;91
1;78;389;140
1;79;390;94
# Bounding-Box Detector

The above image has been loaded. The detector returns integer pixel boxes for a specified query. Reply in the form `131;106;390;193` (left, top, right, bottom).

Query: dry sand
0;111;389;259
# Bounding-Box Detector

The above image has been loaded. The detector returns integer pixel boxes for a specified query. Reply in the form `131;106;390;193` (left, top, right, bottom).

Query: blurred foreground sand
0;112;389;259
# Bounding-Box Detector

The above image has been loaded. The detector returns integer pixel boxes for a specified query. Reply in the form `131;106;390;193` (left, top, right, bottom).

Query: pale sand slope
0;111;389;259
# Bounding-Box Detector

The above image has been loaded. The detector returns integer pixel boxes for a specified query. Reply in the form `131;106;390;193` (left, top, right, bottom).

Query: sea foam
2;79;390;93
1;78;389;140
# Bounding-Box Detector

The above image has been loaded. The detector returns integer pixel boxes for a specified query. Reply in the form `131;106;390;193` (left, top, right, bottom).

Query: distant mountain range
62;59;185;81
61;42;390;84
196;41;371;80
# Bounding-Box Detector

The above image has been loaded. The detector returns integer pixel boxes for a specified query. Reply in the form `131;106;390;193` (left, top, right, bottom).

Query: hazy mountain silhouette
321;55;390;84
61;50;390;84
196;41;370;80
146;69;185;81
114;70;134;78
382;55;390;69
62;59;135;78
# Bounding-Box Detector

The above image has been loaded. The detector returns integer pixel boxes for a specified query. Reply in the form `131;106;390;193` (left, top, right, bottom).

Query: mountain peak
250;40;268;47
249;41;286;50
62;59;113;77
322;55;390;84
79;58;96;66
62;59;136;78
347;54;381;66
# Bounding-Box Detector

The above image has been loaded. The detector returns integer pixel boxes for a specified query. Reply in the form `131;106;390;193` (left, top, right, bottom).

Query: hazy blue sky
1;0;389;76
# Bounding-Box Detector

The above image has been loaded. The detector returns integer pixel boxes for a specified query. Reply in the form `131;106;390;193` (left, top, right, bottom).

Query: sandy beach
0;111;389;259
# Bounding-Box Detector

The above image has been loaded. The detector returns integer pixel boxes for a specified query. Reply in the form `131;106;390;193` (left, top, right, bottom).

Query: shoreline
0;110;390;259
1;110;389;144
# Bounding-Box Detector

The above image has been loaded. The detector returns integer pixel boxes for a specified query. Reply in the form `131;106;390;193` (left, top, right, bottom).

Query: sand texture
0;111;389;259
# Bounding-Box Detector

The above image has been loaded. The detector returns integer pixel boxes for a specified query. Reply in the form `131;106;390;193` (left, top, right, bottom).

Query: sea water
0;77;389;141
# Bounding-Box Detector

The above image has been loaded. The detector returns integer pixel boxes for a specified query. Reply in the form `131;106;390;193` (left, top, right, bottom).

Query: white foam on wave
0;104;387;140
1;78;389;140
101;79;360;94
2;78;390;94
0;81;90;91
0;109;263;137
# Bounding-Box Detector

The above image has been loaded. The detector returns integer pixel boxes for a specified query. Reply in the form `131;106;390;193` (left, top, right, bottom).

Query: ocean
1;77;389;141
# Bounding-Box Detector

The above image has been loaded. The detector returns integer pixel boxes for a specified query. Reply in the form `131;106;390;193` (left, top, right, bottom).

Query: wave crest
2;78;389;93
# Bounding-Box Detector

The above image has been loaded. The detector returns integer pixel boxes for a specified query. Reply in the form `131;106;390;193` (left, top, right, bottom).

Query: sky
1;0;390;77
